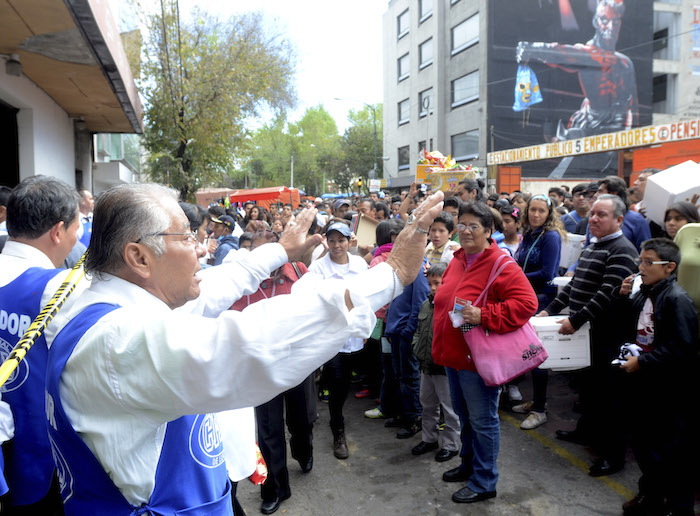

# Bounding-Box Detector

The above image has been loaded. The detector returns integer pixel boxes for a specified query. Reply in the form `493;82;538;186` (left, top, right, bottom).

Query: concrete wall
75;128;93;190
673;1;700;119
92;161;134;195
0;63;76;186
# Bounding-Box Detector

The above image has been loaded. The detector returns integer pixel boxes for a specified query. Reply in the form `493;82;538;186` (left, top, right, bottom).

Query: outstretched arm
517;41;605;72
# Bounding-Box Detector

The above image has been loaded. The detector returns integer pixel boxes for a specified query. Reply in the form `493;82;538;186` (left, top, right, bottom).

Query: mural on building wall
488;0;653;178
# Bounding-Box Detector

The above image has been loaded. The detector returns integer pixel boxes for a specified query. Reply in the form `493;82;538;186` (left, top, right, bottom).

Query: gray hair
85;183;178;276
595;194;627;218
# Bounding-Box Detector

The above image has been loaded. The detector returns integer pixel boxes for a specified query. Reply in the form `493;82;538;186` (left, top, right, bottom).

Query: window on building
398;53;409;82
419;88;433;117
653;74;667;103
452;130;479;160
452;13;479;55
452;71;479;107
419;38;433;69
419;0;433;22
398;145;410;170
398;99;410;125
397;9;409;39
652;73;678;115
653;28;668;53
653;11;680;60
429;138;433;151
418;140;427;153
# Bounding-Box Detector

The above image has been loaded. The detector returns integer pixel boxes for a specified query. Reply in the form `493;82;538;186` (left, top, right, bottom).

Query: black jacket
616;275;698;385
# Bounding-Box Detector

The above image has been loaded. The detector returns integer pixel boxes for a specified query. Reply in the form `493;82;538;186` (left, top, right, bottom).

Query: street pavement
236;371;697;515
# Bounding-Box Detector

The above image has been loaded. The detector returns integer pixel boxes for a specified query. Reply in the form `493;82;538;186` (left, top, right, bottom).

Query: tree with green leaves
245;106;342;196
241;104;382;196
138;1;296;200
338;104;383;192
288;106;341;196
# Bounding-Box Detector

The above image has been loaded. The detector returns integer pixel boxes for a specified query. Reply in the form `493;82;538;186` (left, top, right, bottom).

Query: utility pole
290;153;294;188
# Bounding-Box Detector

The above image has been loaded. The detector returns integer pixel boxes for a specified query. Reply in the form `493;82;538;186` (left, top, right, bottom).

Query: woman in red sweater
432;201;538;505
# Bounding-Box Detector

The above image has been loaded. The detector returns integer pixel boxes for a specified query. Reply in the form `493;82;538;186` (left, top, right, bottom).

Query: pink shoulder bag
463;253;548;387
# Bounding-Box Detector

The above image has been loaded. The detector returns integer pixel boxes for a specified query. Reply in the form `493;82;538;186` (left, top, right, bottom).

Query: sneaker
333;430;349;459
364;407;385;419
507;384;522;402
354;389;370;399
319;389;330;403
350;371;365;384
512;400;533;414
520;411;547;430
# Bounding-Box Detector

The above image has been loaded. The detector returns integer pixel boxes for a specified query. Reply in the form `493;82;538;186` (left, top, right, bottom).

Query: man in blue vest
45;183;443;515
0;175;81;515
77;189;94;248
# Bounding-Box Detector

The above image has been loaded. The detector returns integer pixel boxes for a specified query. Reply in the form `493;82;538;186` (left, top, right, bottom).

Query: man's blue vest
0;267;63;505
79;217;92;248
46;303;233;515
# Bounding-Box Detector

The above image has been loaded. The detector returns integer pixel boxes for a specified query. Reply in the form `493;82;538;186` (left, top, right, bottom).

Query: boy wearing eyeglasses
616;238;698;516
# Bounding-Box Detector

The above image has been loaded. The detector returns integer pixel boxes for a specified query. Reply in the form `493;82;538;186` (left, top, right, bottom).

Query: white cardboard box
531;316;591;371
551;276;573;288
643;160;700;226
551;276;572;314
559;233;586;270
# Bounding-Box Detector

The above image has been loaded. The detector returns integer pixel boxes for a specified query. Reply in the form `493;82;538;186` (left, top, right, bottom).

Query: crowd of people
0;170;697;516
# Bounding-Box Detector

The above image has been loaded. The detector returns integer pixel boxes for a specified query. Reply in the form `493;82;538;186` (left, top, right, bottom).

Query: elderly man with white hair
45;183;443;515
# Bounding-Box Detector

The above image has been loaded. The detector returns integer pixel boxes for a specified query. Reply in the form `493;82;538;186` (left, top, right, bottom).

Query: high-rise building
383;0;487;190
382;0;700;190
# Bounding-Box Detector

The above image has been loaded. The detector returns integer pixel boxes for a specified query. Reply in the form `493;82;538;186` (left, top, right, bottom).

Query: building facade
383;0;488;189
0;0;142;191
383;0;700;190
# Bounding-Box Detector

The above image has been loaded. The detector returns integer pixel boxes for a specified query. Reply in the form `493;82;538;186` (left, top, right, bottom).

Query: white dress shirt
48;242;400;505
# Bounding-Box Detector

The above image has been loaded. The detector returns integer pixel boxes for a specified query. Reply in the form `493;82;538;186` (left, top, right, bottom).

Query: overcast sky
178;0;387;134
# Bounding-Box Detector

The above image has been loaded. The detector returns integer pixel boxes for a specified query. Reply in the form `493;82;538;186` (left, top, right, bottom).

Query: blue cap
326;222;351;238
333;199;351;211
212;215;235;228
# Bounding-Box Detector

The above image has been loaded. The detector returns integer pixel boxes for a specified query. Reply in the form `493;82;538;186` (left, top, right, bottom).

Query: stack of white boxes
530;316;591;371
644;160;700;226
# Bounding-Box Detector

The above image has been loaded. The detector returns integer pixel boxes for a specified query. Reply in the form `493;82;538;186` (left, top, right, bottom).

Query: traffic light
357;178;363;189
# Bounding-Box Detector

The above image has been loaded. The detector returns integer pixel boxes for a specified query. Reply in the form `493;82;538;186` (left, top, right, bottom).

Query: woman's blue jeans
446;367;500;493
